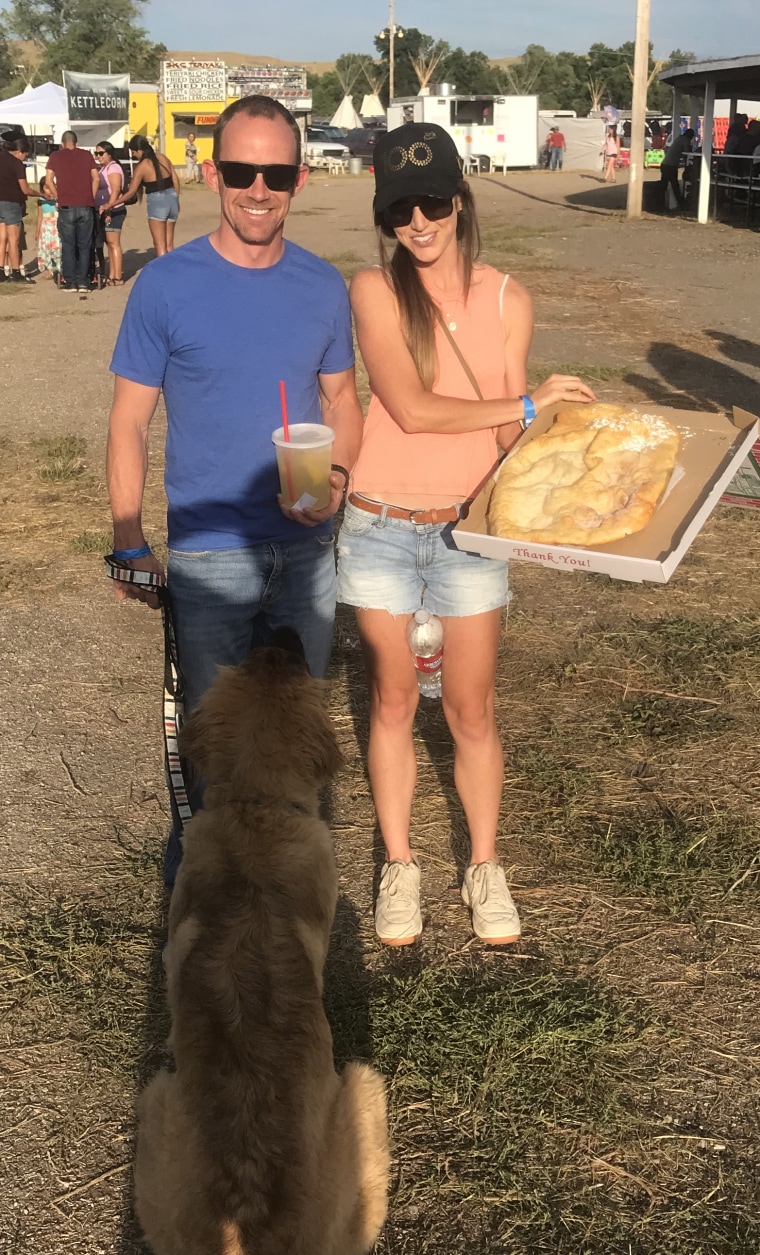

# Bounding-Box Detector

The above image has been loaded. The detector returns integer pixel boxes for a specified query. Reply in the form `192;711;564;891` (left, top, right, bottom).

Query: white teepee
331;95;363;129
331;55;365;131
360;62;386;118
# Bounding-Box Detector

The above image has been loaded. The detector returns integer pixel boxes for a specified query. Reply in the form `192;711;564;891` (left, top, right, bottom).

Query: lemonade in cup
272;423;336;510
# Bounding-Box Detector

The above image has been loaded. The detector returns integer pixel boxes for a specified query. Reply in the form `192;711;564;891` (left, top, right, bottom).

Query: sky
144;0;760;64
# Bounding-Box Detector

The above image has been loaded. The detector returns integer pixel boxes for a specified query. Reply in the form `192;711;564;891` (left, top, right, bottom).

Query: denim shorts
104;207;126;233
0;200;24;226
337;501;509;618
146;189;179;221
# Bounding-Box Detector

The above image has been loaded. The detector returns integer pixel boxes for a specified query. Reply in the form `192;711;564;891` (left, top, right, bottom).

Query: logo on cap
387;141;434;173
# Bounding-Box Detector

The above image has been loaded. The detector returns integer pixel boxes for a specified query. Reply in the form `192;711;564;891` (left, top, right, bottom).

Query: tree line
0;0;165;94
310;33;695;119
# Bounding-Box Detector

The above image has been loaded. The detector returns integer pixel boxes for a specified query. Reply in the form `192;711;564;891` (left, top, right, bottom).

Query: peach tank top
351;264;509;502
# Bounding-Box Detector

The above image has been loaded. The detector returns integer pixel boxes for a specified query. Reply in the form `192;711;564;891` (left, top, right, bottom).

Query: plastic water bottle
407;609;443;699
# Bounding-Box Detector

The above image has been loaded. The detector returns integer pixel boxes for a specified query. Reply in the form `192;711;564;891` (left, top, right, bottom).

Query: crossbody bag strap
433;307;484;401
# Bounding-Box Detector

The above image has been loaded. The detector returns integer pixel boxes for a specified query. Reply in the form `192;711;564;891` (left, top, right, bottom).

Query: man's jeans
163;535;337;883
549;148;563;170
57;206;94;288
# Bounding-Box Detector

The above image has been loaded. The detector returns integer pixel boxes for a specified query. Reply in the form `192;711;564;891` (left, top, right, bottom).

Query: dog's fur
134;640;390;1255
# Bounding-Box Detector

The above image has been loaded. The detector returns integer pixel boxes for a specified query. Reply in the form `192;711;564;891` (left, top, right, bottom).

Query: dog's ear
300;711;345;785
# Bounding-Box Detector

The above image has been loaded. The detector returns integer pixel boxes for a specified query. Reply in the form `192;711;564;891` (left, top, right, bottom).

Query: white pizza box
452;404;759;584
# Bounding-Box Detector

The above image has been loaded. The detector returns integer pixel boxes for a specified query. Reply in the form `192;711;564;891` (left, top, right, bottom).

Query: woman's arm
112;160;146;208
350;268;594;437
168;157;180;195
100;170;122;214
35;201;42;238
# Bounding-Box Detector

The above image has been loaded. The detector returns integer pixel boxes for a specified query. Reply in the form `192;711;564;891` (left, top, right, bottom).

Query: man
548;125;566;171
660;128;694;212
44;130;99;293
184;132;200;183
106;96;363;882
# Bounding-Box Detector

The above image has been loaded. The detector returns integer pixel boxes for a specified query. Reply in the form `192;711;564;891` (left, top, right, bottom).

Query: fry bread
488;404;681;546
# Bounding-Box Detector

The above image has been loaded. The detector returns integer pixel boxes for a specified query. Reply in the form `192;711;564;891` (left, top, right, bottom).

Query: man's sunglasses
215;161;300;191
382;195;455;229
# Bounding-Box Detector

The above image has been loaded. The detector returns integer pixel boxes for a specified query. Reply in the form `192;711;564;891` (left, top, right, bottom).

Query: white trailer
387;90;538;170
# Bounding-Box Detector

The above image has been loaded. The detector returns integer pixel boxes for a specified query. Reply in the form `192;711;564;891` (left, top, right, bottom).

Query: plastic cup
272;423;335;510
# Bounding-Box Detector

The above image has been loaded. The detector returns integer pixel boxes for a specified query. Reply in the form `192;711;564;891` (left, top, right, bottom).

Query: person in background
339;123;595;946
601;125;620;183
185;132;201;183
113;135;179;257
548;125;566;170
0;132;37;284
94;140;126;286
44;130;99;293
35;177;61;282
660;127;694;212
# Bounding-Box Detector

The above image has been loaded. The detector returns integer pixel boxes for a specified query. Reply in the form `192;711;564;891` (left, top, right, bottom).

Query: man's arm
106;376;164;605
43;163;56;200
91;165;100;199
279;366;364;527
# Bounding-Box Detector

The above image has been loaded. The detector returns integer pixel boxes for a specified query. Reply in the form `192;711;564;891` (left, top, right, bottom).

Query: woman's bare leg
166;219;176;251
106;233;123;280
4;224;21;270
355;608;420;863
148;219;166;256
440;609;504;865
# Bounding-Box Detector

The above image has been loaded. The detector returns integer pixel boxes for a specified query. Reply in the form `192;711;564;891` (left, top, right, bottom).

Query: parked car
304;127;349;166
344;126;387;163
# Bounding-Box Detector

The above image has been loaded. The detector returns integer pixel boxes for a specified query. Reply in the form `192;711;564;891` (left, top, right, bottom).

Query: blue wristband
112;545;151;561
520;395;537;428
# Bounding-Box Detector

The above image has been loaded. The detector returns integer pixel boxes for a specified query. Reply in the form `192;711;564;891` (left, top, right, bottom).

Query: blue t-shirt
110;235;354;550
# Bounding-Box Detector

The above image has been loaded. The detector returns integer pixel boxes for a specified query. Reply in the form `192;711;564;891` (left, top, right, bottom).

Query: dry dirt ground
1;170;760;1255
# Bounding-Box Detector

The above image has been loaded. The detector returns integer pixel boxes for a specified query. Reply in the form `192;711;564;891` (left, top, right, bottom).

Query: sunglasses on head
381;195;455;230
215;161;300;191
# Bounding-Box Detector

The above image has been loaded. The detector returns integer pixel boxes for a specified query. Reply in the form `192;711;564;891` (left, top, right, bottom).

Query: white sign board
162;60;226;104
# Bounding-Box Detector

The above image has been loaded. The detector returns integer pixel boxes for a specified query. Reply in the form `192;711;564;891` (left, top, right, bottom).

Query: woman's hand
530;374;597;411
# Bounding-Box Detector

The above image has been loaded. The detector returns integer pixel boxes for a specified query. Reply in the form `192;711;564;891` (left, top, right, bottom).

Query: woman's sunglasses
215;161;300;191
94;150;107;156
381;195;455;230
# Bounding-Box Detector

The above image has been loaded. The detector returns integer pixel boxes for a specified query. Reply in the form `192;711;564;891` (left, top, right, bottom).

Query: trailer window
452;99;494;127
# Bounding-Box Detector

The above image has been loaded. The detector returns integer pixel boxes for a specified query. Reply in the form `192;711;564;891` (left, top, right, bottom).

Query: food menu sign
162;60;226;104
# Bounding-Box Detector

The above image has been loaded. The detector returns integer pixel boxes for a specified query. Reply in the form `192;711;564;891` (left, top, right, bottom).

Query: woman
339;123;594;947
0;132;37;283
94;140;126;285
601;125;620;183
115;135;179;257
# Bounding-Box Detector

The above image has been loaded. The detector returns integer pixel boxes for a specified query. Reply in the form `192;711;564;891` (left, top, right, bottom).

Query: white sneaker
462;861;521;944
375;859;422;946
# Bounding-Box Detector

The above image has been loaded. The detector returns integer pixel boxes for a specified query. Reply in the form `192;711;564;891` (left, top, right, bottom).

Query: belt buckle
409;508;430;525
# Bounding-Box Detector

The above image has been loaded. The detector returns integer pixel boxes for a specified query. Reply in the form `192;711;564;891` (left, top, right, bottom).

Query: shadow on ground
625;340;760;412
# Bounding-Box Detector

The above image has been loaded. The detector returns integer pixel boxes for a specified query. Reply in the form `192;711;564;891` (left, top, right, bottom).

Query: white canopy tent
0;79;127;149
0;81;69;141
331;96;363;130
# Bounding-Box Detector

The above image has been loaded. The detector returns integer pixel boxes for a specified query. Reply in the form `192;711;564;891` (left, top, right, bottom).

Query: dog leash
104;556;193;832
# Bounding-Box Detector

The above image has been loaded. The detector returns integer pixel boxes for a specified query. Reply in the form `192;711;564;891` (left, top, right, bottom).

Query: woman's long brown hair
375;180;481;391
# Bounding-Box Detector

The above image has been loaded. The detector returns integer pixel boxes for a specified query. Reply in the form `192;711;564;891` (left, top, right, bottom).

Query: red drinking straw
278;379;295;503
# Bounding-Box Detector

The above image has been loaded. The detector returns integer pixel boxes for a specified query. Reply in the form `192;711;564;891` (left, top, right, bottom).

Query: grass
328;960;760;1253
34;434;87;481
0;897;167;1080
322;249;364;280
70;529;113;554
589;808;760;916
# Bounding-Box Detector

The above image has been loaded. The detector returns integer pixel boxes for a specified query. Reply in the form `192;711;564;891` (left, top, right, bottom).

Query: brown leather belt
347;493;464;525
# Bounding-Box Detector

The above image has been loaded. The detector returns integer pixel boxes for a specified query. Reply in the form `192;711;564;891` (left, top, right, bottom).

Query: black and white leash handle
104;555;193;829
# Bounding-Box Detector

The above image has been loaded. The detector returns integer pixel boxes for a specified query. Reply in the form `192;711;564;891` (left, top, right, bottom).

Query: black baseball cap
373;123;462;216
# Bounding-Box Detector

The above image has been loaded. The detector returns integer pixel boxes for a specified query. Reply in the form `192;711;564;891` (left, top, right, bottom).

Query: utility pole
627;0;651;218
389;0;397;102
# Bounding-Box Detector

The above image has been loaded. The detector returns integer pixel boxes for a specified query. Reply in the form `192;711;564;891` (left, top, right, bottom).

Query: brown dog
134;637;389;1255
